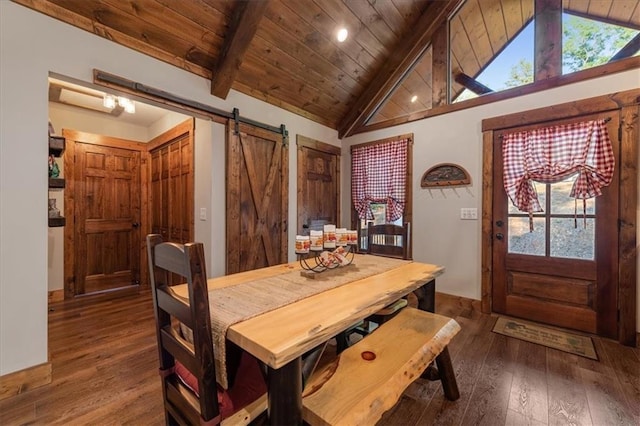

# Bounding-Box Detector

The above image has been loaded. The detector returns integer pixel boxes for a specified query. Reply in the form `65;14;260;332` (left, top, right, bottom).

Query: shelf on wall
48;217;66;227
49;136;65;156
49;178;65;189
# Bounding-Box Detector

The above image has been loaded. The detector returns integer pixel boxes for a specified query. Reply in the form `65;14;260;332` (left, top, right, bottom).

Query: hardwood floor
0;291;637;425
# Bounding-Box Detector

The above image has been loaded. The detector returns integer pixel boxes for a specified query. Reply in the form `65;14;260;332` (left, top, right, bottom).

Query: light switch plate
460;208;478;220
199;207;207;221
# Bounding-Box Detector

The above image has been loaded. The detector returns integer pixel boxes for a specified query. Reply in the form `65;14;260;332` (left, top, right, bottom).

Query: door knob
132;222;140;228
495;232;504;240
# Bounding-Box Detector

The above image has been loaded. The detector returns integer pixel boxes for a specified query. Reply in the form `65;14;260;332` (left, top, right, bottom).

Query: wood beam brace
610;32;640;62
454;73;493;95
534;0;562;81
338;0;463;138
431;22;449;107
210;0;269;99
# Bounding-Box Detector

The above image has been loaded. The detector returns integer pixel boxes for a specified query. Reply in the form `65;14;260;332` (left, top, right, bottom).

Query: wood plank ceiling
13;0;640;137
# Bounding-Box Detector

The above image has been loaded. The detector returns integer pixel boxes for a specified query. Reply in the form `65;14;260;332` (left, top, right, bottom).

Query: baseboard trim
48;289;64;303
0;362;52;401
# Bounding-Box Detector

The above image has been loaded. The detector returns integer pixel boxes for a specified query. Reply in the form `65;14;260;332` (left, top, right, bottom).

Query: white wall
343;68;640;326
0;2;338;376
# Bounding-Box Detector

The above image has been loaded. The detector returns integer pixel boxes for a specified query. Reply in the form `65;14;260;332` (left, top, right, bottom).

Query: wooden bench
302;307;460;426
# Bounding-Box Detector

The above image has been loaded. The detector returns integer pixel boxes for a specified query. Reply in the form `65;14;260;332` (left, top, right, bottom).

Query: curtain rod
93;69;287;137
498;116;612;138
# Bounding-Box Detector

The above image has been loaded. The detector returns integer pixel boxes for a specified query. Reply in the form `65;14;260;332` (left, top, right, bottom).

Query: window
562;13;639;75
450;0;535;103
448;0;639;102
351;134;413;251
508;177;596;260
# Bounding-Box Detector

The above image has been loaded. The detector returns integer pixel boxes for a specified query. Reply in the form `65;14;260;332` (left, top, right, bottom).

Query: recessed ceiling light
410;95;418;103
337;28;348;42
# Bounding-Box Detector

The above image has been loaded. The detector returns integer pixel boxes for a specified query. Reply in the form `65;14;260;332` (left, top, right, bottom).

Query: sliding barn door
226;122;288;274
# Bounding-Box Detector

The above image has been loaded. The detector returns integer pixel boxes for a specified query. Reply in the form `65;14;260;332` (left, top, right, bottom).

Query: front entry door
64;130;143;298
492;113;620;338
226;122;288;274
296;135;340;234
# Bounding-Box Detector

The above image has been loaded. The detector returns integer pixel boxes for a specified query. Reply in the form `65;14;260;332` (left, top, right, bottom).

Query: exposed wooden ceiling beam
210;0;269;99
337;0;463;139
609;32;640;62
454;72;493;95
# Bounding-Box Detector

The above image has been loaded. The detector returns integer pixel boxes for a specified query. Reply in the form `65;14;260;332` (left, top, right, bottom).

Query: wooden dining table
185;256;444;425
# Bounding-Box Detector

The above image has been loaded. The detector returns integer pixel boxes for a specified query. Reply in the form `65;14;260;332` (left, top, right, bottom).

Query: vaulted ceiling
14;0;640;137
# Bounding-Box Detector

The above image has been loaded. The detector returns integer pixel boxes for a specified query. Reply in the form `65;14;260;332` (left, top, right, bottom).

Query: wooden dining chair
146;234;267;426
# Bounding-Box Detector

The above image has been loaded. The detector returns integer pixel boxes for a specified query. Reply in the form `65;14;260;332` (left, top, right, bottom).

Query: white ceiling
48;77;170;128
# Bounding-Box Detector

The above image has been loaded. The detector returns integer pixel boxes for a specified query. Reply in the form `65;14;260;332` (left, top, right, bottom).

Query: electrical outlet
460;208;478;220
199;208;207;221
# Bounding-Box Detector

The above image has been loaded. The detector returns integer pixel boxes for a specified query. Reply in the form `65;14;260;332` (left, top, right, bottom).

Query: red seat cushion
174;351;266;419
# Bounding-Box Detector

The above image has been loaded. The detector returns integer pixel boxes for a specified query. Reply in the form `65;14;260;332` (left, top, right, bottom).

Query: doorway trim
480;89;639;345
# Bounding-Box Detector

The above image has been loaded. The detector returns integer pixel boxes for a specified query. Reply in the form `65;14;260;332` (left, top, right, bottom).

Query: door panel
227;122;288;274
149;125;194;286
74;142;141;296
296;136;340;234
492;113;619;337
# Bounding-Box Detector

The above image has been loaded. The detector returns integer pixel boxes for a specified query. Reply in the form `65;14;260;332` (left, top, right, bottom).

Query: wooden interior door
150;132;193;244
492;113;620;337
296;135;340;234
67;134;142;298
226;122;288;274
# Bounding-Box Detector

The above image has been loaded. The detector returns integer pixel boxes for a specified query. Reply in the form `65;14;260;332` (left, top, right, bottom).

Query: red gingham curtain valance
351;139;408;221
503;119;614;213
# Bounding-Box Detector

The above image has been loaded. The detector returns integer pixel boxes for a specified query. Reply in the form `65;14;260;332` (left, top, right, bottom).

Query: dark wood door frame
63;129;149;301
480;89;639;346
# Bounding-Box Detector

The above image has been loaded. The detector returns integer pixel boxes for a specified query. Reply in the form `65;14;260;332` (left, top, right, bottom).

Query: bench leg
435;347;459;400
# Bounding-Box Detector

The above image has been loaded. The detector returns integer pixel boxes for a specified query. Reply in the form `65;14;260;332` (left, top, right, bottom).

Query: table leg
415;278;435;313
267;357;303;425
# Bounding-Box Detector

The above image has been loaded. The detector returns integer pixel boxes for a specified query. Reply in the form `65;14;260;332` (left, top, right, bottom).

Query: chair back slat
367;223;411;260
154;242;190;277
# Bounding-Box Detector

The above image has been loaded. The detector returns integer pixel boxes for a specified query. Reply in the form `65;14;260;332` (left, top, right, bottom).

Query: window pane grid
507;178;596;259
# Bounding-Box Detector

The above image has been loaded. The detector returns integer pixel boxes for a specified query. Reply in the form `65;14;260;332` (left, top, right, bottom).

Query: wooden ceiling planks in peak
564;0;640;28
210;0;269;99
479;0;510;55
343;0;401;48
282;0;379;74
501;0;534;40
57;0;222;69
338;0;463;138
608;1;638;26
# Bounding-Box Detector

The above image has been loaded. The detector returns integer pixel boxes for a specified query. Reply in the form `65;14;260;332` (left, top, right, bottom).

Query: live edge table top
202;258;445;369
